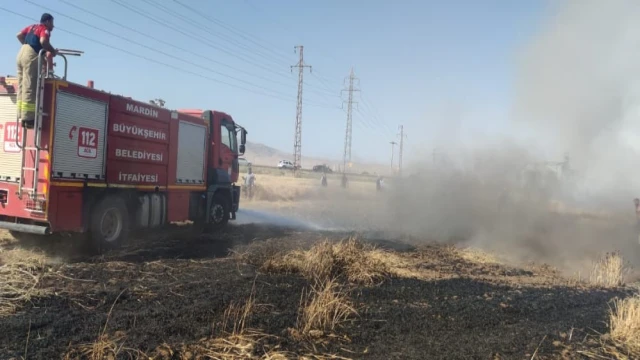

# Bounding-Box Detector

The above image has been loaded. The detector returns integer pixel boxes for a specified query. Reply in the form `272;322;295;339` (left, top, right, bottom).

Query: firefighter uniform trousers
16;44;40;122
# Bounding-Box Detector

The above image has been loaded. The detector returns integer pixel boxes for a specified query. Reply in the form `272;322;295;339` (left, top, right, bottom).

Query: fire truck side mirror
239;144;246;155
241;129;247;145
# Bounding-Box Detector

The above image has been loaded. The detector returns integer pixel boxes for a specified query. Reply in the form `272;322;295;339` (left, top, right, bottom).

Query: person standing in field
320;172;328;187
16;13;57;129
634;198;640;244
244;167;256;199
376;176;384;192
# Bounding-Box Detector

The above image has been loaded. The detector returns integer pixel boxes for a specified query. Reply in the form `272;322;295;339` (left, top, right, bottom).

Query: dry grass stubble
235;237;394;286
152;285;355;359
181;289;290;360
234;237;386;346
62;331;148;360
294;278;358;338
608;295;640;356
245;173;373;202
63;289;147;360
566;252;639;359
589;251;630;288
63;287;295;360
0;248;47;316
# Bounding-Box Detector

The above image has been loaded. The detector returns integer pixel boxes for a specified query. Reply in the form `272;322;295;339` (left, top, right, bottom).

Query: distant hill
243;141;284;160
242;141;389;174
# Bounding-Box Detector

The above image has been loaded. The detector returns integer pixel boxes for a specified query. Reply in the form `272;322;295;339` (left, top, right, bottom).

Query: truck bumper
0;182;48;221
0;221;50;235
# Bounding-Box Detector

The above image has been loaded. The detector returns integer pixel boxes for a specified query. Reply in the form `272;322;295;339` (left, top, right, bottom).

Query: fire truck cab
0;50;247;250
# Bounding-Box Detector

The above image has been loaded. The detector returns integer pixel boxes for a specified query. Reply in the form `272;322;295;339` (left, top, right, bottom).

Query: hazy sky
0;0;550;165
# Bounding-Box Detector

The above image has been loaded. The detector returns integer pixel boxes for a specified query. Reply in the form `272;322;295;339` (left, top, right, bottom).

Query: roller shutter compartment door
0;94;21;182
176;121;207;184
51;91;107;180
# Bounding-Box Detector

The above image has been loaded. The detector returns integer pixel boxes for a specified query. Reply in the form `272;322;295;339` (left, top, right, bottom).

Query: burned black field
0;223;636;359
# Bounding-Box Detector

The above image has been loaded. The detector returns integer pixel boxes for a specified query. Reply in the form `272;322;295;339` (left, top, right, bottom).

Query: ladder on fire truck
15;49;83;201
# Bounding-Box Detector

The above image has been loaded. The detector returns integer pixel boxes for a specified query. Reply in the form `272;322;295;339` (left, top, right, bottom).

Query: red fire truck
0;50;247;250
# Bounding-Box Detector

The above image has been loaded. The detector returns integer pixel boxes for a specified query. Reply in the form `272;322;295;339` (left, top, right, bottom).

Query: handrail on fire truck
16;48;83;200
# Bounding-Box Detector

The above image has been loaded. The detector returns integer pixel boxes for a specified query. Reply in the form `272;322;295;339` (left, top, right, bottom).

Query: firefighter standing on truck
15;13;57;129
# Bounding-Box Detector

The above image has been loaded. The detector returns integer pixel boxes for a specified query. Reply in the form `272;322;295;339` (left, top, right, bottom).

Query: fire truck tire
209;192;230;229
90;196;130;251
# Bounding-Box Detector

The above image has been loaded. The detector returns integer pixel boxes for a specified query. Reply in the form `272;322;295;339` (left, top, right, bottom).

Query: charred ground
0;222;634;360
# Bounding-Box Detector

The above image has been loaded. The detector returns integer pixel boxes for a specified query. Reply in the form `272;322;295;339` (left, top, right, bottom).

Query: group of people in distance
242;167;386;200
320;172;385;191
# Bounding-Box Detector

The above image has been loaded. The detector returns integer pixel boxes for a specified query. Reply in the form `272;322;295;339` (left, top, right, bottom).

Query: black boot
21;118;34;129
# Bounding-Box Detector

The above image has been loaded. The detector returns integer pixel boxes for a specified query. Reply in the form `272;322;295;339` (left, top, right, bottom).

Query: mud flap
231;185;240;220
204;190;215;223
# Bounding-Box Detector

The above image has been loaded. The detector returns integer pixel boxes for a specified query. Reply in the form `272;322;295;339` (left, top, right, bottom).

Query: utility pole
398;125;405;176
389;141;397;171
291;45;311;172
341;68;359;173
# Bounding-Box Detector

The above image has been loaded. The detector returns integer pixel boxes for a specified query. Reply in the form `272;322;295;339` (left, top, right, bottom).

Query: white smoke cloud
513;0;640;199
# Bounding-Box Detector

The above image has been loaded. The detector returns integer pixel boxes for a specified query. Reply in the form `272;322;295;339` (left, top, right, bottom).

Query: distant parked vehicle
277;160;295;169
313;164;333;173
238;157;252;166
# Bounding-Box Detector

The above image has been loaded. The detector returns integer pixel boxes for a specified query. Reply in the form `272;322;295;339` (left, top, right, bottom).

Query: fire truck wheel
209;192;230;228
90;196;129;251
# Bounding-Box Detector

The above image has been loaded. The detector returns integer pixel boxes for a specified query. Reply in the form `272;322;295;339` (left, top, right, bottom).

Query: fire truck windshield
220;123;237;152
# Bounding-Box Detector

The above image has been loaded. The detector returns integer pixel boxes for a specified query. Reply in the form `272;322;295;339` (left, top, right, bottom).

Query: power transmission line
146;0;291;69
54;0;293;90
354;108;390;140
342;68;360;172
291;46;312;172
24;0;296;98
140;0;292;72
109;0;354;116
1;6;317;106
359;92;395;136
173;0;294;64
105;0;340;104
17;1;339;110
242;0;301;49
241;0;344;67
108;0;290;81
130;0;337;101
310;73;339;96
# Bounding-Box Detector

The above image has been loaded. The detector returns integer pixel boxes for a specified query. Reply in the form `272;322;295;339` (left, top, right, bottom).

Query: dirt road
0;218;633;359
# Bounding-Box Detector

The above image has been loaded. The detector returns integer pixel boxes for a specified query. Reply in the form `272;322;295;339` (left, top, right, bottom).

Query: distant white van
277;160;294;169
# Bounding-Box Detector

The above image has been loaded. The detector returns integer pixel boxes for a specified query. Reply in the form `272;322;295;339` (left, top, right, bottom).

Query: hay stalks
590;251;629;288
242;237;392;286
220;288;256;337
609;295;640;355
0;258;44;316
62;332;148;360
296;277;358;337
187;289;291;359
